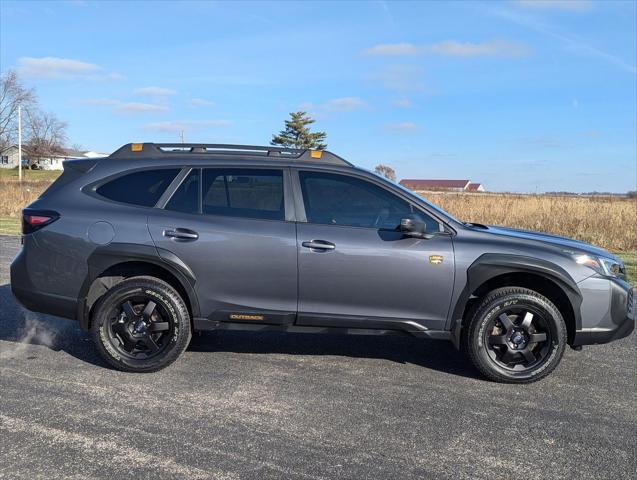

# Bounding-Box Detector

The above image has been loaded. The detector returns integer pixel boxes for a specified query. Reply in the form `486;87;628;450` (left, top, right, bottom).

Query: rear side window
202;168;284;220
96;169;180;207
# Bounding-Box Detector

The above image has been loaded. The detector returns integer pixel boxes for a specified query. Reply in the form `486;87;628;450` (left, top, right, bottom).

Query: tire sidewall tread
91;276;191;373
462;286;567;384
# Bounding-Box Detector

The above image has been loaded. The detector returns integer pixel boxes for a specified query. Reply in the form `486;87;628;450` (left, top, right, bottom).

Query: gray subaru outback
10;143;635;383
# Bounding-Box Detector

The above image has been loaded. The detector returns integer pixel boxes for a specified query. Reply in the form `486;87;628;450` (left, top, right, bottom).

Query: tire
91;276;191;372
462;287;567;384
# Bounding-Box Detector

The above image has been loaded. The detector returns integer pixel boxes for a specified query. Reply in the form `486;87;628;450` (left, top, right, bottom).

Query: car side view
10;143;635;383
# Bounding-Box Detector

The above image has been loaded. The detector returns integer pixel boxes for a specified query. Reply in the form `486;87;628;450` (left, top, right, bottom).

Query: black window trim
290;168;453;233
85;166;184;210
160;165;294;223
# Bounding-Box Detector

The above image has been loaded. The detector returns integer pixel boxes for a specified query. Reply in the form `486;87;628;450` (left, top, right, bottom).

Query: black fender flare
449;253;582;347
77;243;199;329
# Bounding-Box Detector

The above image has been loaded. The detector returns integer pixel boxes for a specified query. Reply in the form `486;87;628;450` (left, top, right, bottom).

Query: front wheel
462;287;567;383
91;276;191;372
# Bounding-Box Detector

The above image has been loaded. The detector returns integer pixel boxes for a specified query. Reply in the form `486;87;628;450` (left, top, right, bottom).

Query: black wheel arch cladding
78;243;200;329
451;253;583;337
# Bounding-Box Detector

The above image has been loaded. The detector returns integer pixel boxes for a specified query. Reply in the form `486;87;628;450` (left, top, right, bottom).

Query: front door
148;167;297;324
294;170;455;331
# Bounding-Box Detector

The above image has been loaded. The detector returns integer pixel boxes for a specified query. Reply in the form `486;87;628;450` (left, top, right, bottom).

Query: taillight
22;209;59;234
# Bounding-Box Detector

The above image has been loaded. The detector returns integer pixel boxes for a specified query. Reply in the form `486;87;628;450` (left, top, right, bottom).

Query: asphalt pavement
0;235;635;479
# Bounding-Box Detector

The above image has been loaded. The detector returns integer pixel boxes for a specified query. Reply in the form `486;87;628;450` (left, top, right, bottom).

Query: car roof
109;143;353;167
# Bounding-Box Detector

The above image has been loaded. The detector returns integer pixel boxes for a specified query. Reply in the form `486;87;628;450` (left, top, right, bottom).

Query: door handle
302;240;335;251
163;228;199;241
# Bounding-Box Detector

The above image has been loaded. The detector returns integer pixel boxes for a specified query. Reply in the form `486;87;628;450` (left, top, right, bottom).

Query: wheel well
85;261;193;328
462;272;576;344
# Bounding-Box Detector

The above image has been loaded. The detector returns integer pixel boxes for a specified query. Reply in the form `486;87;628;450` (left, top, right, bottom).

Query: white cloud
492;7;636;74
580;130;602;138
364;39;529;57
17;56;122;80
322;97;368;112
81;98;120;106
513;0;593;12
519;135;566;148
190;98;214;107
113;103;169;115
365;42;421;56
301;97;368;114
143;120;231;132
134;86;177;96
375;65;429;93
392;98;414;108
82;98;167;115
384;122;419;133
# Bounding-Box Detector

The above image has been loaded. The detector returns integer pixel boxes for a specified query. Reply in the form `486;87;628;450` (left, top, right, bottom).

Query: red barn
399;179;485;192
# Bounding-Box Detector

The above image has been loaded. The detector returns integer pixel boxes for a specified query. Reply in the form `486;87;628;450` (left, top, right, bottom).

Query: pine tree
271;111;327;150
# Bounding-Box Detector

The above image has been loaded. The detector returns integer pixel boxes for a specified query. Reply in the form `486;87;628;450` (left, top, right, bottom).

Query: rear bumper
573;278;635;346
10;247;78;321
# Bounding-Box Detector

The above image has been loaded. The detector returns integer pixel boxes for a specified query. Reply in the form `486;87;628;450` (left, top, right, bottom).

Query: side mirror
400;217;428;238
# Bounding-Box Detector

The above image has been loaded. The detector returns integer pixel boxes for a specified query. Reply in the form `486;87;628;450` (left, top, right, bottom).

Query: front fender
449;253;583;347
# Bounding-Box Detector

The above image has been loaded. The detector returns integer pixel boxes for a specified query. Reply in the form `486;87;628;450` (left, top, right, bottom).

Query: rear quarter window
96;169;180;207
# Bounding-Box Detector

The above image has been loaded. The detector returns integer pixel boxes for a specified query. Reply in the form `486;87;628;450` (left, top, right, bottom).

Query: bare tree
0;70;36;151
23;109;68;159
374;164;397;182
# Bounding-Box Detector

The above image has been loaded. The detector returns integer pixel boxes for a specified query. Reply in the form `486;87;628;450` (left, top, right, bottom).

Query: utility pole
18;105;22;183
179;130;185;144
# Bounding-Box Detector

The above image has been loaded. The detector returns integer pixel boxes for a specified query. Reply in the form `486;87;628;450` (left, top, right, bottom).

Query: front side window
96;168;180;207
299;171;439;231
201;168;284;221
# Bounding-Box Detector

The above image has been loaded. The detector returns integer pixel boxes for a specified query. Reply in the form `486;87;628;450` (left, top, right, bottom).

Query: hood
475;224;616;260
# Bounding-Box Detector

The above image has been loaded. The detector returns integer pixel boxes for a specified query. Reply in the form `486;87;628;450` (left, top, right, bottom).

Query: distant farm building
466;182;485;192
399;179;485;192
0;145;109;170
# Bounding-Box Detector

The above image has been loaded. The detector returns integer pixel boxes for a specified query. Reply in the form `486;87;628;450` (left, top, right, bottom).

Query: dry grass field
0;169;635;281
417;191;637;252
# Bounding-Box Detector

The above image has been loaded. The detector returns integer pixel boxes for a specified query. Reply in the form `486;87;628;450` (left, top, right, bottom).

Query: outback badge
429;255;444;265
229;313;265;321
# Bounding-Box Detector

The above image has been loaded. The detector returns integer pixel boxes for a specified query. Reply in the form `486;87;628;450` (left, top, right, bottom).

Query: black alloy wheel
483;306;552;372
91;276;191;372
107;295;173;359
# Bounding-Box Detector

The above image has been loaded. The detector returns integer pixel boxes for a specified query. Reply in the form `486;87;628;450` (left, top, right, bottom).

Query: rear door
294;169;455;332
148;166;298;324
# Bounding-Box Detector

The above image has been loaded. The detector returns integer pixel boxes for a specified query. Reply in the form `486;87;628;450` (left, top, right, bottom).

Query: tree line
0;70;69;162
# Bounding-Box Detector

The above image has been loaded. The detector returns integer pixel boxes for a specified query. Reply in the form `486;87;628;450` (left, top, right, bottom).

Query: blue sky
1;0;636;192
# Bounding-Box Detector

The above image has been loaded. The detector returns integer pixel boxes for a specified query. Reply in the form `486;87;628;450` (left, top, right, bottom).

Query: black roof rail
109;143;352;166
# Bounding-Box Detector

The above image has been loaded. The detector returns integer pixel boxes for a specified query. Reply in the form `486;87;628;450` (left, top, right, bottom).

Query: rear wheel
91;276;191;372
462;287;567;383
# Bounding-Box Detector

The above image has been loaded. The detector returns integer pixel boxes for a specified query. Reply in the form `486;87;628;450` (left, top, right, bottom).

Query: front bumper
573;276;635;346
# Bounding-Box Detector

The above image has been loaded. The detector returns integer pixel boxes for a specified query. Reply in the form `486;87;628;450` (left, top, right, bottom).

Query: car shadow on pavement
0;283;479;379
189;330;481;379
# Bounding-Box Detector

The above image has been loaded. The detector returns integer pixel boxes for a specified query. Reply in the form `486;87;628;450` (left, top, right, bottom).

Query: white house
0;145;109;170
